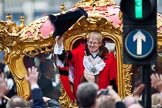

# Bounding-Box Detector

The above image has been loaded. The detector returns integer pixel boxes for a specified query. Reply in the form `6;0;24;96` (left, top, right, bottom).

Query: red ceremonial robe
60;44;117;101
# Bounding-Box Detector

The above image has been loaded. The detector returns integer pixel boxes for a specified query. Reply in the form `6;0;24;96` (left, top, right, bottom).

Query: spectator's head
76;82;98;108
6;95;28;108
128;103;143;108
123;96;138;107
151;93;161;106
39;59;54;79
96;95;116;108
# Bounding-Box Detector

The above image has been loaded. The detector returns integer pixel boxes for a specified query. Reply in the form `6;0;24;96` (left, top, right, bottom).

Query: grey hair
76;82;98;107
123;96;139;107
6;95;28;108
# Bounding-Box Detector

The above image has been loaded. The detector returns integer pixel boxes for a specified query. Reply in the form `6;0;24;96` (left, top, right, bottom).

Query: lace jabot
83;55;105;75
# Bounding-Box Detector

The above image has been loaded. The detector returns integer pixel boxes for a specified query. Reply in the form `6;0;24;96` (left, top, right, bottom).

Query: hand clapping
151;73;162;92
25;66;39;86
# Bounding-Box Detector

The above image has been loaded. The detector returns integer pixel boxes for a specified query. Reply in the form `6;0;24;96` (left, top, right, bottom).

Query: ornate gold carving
157;14;162;52
74;0;116;7
0;14;55;99
60;4;66;14
19;16;49;41
62;15;132;102
122;64;132;98
158;33;162;52
157;14;162;32
63;16;121;50
19;16;26;30
59;86;78;108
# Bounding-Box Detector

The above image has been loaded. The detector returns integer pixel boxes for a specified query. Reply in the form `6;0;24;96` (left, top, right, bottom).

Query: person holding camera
76;82;126;108
96;86;126;108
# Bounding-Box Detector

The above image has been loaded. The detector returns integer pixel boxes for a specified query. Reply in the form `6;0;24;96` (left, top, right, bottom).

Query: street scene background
0;0;162;24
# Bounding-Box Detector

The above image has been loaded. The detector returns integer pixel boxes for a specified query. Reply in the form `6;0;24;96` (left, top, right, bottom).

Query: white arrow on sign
133;31;146;55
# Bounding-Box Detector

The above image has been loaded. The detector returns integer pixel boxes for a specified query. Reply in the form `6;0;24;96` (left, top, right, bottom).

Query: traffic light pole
120;0;157;65
120;0;156;107
141;65;151;108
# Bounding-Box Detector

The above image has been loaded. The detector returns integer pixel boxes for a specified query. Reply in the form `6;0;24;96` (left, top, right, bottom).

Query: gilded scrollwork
63;16;121;43
157;14;162;32
0;12;55;99
157;13;162;52
19;16;49;41
123;64;133;97
74;0;116;7
59;86;78;108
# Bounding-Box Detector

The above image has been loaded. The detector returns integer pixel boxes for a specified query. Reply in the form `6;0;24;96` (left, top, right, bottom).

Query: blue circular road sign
125;29;154;59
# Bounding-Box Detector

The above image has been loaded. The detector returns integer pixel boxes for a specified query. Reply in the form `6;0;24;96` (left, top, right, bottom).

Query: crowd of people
1;64;162;108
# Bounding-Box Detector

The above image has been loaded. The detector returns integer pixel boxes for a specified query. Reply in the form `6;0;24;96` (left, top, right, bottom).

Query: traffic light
120;0;157;64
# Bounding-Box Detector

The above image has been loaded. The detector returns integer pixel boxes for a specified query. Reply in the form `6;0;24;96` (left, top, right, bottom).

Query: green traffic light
135;0;143;18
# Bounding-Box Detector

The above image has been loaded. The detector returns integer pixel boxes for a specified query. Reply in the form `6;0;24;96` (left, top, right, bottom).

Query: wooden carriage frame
0;0;162;107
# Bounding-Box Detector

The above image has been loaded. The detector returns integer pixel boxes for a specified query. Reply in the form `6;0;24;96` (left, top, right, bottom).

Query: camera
100;89;108;95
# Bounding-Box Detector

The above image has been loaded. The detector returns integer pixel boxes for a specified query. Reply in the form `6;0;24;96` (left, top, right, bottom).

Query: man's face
87;37;101;53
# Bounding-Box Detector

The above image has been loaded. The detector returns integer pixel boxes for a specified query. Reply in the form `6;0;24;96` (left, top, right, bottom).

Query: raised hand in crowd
107;86;121;102
151;73;162;107
0;72;9;99
133;83;145;100
25;66;61;108
25;66;39;87
122;83;145;108
25;66;47;108
151;73;162;92
96;85;127;108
